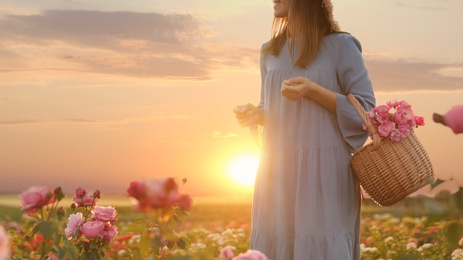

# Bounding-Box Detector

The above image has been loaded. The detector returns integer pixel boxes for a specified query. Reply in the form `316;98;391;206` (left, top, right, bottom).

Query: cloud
364;57;463;92
0;113;190;126
213;131;238;138
394;1;447;10
0;10;258;79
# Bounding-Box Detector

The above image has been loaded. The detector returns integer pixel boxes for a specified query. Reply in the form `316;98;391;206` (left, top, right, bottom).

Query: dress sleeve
335;34;376;152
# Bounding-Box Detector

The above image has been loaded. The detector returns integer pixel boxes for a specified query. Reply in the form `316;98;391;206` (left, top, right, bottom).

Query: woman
234;0;375;259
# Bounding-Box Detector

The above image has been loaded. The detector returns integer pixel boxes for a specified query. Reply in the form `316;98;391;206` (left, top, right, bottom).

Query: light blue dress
250;33;376;260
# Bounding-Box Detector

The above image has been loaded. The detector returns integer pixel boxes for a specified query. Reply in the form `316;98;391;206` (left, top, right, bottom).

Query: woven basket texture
347;94;434;206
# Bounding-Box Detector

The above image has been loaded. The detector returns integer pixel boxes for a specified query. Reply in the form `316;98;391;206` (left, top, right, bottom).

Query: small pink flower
92;206;117;222
65;212;85;239
93;189;101;199
377;121;395;137
178;194;193;210
80;220;106;239
20;186;55;215
415;116;425;126
374;105;391;114
389;129;402;142
75;187;86;197
375;112;391;124
459;236;463;247
74;188;99;207
397;123;411;138
104;224;118;242
387;100;400;108
0;225;10;260
142;178;179;208
127;181;145;201
233;249;269;260
406;242;417;250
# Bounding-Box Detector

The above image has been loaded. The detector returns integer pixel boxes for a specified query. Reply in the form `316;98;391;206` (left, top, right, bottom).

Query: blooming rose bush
363;100;425;142
66;188;118;259
9;185;66;259
4;183;463;259
116;177;193;259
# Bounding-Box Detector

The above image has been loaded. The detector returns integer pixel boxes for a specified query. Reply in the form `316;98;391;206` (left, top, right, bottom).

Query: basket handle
347;94;381;150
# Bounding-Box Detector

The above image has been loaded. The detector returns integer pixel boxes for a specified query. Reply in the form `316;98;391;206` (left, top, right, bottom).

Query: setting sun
227;155;260;187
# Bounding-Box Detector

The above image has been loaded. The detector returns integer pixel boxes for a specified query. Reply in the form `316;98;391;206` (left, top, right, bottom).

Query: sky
1;0;463;199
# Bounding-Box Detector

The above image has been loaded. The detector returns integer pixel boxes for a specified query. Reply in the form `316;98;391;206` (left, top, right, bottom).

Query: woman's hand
280;77;315;101
281;76;337;113
233;103;263;127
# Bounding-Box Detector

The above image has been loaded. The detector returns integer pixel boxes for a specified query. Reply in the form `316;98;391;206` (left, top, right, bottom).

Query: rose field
0;179;463;260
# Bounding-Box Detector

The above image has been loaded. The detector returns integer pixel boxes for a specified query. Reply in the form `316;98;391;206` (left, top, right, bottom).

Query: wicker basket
347;94;434;206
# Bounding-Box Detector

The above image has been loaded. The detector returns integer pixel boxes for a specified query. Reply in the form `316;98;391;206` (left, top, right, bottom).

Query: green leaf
430;178;450;190
82;251;99;260
139;231;151;255
167;240;175;249
177;238;186;249
38;220;59;239
445;221;463;247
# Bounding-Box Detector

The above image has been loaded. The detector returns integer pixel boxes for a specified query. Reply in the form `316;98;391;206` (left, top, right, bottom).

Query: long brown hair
262;0;340;68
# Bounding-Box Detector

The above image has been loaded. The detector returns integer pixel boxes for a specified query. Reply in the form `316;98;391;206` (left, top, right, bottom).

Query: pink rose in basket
363;99;425;142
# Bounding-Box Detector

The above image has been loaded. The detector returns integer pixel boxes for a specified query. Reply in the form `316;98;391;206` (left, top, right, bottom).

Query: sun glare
227;155;260;187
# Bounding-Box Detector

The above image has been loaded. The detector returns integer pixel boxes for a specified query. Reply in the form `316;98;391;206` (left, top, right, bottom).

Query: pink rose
143;178;180;208
375;112;392;124
233;249;269;260
127;181;145;201
129;178;193;211
374;104;391;114
75;187;86;197
80;220;106;239
104;224;118;242
0;225;10;260
178;194;193;210
92;206;117;222
396;102;414;120
387;100;400;108
20;186;55;215
74;188;99;207
389;129;403;142
377;121;395;137
414;116;425;126
65;213;84;239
